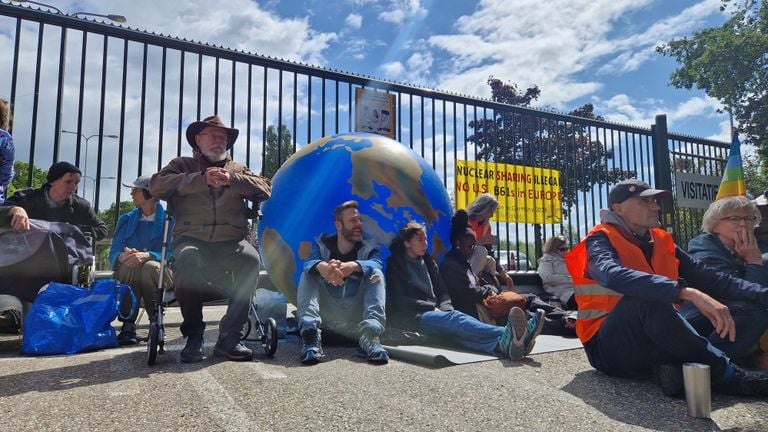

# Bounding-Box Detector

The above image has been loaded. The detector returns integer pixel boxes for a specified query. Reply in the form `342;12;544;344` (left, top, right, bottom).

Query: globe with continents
259;132;453;304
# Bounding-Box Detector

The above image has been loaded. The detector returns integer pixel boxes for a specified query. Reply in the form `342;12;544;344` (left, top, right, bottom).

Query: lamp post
61;130;119;199
82;175;116;204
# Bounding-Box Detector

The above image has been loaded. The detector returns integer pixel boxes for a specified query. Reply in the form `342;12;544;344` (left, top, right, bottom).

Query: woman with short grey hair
700;195;761;234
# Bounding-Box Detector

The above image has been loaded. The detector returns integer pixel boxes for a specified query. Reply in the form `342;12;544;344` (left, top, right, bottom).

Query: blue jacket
688;233;768;287
302;233;382;277
0;129;14;204
585;209;768;306
108;202;172;269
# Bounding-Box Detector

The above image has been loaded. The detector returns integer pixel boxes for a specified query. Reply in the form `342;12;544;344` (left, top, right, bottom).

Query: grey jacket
537;253;574;304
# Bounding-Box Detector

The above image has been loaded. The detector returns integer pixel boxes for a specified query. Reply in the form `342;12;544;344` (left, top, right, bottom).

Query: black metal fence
0;3;730;267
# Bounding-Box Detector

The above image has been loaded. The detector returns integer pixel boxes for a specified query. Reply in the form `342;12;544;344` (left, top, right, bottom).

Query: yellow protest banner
455;160;562;224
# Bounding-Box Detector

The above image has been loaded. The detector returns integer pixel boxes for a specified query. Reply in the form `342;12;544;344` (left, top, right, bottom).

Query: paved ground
1;306;766;432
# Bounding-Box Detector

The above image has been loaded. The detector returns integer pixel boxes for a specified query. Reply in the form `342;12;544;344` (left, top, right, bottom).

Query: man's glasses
199;132;228;141
721;216;758;224
557;247;569;252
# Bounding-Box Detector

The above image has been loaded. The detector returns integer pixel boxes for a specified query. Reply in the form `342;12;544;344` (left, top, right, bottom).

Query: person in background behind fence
686;196;768;368
538;235;577;310
0;99;14;205
108;175;174;346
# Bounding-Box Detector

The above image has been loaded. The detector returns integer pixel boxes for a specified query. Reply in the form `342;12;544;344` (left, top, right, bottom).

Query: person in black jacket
0;161;107;239
386;220;538;360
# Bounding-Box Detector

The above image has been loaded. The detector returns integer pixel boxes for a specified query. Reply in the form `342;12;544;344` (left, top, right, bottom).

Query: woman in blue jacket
109;175;173;345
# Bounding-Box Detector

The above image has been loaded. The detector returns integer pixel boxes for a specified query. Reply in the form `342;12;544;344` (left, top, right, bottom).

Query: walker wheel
262;318;278;357
147;322;159;366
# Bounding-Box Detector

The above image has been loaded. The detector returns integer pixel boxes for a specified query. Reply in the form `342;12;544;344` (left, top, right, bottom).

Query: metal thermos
682;363;711;418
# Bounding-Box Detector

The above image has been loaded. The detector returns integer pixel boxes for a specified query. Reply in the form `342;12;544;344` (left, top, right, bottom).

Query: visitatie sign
455;160;562;224
674;171;720;210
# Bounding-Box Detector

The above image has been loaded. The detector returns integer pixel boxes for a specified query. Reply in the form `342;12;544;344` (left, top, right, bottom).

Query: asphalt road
1;306;766;432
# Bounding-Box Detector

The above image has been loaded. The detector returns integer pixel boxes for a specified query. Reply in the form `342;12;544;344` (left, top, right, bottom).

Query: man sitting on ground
566;179;768;397
297;200;388;365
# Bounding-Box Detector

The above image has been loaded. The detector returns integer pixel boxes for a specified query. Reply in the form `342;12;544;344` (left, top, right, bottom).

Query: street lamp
82;176;116;205
61;130;119;199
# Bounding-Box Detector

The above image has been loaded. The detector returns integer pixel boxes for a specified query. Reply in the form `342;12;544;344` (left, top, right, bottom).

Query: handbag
21;279;137;355
482;290;527;319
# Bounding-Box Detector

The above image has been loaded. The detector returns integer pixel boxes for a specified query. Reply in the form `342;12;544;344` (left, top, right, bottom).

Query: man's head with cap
185;115;238;163
123;175;154;203
608;179;672;235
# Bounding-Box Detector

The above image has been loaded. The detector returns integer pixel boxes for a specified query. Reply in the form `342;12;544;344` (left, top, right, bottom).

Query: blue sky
9;0;733;142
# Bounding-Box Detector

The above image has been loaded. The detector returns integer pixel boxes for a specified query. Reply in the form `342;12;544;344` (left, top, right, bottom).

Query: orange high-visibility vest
565;224;679;343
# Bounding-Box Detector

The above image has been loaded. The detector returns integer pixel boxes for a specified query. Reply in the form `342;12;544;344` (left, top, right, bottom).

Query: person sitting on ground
0;161;107;334
685;195;768;367
566;179;768;397
466;193;514;290
0;98;14;205
538;235;577;310
108;175;174;346
440;210;545;347
150;115;271;363
297;200;389;365
386;221;538;360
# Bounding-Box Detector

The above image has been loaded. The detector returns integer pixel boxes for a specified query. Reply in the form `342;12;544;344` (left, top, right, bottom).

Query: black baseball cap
608;179;671;206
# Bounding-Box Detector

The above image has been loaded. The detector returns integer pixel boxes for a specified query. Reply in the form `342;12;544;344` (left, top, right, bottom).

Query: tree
657;0;768;153
262;124;295;179
468;77;635;211
98;200;135;236
744;150;768;197
7;161;47;196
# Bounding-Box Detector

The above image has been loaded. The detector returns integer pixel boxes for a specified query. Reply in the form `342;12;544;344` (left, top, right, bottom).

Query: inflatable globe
259;133;453;304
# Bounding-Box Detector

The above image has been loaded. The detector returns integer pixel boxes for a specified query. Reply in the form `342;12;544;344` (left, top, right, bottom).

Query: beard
201;147;228;162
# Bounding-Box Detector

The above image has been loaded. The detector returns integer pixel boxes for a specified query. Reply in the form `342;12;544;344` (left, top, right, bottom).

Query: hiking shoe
117;322;138;346
715;364;768;396
180;334;204;363
214;341;253;362
523;309;546;356
500;307;528;360
301;327;325;365
0;309;21;334
358;330;389;364
653;363;684;397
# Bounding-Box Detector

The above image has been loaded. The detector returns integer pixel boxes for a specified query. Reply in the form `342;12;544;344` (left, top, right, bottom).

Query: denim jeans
419;309;503;355
681;298;768;361
583;296;732;381
172;237;260;348
297;268;386;339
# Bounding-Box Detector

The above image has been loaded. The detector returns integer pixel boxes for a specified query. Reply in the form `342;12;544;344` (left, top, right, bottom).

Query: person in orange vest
565;179;768;397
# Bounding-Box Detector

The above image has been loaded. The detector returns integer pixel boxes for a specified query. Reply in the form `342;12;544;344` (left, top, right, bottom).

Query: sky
4;0;733;141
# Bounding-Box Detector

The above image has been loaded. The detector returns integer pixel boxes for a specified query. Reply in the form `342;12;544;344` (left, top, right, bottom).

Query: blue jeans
681;299;768;360
297;269;386;338
583;296;732;381
172;237;260;348
419;310;503;355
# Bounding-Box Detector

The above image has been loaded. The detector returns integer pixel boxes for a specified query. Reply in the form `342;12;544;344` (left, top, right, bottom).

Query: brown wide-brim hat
185;115;239;150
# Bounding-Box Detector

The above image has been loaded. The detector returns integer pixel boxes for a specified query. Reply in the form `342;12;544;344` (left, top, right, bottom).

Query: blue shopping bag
21;279;137;355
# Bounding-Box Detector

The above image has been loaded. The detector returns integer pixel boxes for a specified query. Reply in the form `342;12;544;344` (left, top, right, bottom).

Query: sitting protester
108;175;174;346
538;235;577;310
686;195;768;366
386;221;541;359
0;161;106;334
466;193;514;290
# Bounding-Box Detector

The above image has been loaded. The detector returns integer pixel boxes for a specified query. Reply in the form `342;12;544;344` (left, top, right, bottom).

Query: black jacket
385;251;453;330
439;248;496;319
0;185;108;240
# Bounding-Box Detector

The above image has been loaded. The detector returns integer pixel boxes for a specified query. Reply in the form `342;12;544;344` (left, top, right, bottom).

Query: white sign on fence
675;171;720;210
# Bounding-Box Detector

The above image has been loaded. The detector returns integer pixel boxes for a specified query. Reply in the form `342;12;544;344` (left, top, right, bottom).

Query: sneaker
301;327;325;365
523;309;546;356
117;322;138;346
180;334;204;363
716;364;768;396
499;306;527;360
358;330;389;364
0;309;21;334
653;363;684;397
213;341;253;362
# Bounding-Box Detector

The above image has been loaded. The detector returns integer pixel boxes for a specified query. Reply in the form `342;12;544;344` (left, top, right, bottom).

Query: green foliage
657;0;768;153
8;161;46;196
98;200;136;236
468;77;635;211
744;150;768;197
262;124;295;179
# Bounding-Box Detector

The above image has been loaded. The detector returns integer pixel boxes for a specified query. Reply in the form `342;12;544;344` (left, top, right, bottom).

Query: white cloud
597;93;723;129
378;0;427;25
427;0;724;107
380;51;433;85
345;13;363;30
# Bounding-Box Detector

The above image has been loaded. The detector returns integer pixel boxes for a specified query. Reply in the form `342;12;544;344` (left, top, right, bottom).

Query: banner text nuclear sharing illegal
455;160;562;224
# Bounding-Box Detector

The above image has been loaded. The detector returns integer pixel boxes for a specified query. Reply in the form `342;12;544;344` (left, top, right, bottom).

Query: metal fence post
651;114;675;233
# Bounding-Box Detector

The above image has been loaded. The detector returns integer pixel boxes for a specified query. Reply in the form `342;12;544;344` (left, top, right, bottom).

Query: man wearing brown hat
150;115;271;363
566;179;768;397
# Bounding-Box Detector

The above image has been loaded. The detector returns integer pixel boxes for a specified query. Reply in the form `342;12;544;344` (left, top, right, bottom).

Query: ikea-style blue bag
21;279;137;355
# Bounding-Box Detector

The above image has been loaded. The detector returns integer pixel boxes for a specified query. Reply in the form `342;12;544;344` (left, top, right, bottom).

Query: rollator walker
146;201;278;366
